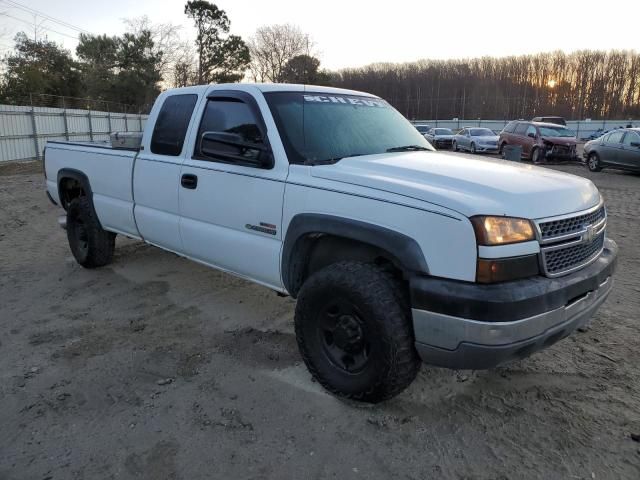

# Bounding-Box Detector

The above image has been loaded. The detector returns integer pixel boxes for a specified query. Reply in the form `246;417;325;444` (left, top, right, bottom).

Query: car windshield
415;125;430;133
538;126;575;137
470;128;495;136
264;92;434;164
434;128;453;135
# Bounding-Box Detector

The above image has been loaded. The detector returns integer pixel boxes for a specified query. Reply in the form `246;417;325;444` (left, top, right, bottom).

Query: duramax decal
245;222;277;235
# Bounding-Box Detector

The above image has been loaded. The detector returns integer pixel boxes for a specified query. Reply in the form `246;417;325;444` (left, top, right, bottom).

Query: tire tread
295;262;420;403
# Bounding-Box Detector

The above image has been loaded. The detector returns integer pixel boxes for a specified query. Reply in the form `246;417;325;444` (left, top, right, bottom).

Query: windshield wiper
305;153;368;165
386;145;430;152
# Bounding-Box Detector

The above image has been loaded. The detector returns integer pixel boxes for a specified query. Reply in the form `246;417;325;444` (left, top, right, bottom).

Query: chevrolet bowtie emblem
583;224;596;243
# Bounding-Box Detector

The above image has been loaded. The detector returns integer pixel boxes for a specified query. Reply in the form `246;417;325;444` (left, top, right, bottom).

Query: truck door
523;124;538;158
511;122;528;156
178;90;287;290
619;131;640;169
133;93;199;253
600;130;624;166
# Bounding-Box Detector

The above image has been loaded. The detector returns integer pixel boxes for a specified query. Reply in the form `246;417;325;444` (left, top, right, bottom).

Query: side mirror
527;132;536;139
200;131;273;168
630;142;640;148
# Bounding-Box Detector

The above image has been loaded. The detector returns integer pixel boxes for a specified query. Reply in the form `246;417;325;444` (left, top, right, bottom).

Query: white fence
413;119;639;140
0;105;149;162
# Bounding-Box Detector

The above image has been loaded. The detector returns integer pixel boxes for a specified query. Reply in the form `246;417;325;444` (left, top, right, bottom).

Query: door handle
181;174;198;189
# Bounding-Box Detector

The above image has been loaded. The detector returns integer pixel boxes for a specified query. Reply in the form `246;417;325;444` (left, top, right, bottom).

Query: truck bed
44;140;140;238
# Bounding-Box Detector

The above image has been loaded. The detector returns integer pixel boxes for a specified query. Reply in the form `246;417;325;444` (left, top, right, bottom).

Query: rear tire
295;262;420;403
67;197;116;268
587;152;602;172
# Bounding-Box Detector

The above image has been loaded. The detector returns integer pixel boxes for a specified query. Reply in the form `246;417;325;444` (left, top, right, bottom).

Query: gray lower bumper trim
412;276;613;369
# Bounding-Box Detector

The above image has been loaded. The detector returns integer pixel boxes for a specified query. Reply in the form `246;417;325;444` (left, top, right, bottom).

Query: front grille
538;206;606;240
542;232;605;275
549;144;575;157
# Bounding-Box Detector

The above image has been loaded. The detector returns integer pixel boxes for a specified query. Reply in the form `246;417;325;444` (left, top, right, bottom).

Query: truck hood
310;151;600;219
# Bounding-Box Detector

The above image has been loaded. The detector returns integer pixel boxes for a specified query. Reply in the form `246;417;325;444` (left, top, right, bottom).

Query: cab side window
607;131;624;144
623;132;640;146
503;121;517;133
194;97;271;169
514;123;528;135
150;94;198;156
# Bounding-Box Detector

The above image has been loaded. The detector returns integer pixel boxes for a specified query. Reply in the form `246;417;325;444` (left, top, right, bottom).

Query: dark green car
584;128;640;172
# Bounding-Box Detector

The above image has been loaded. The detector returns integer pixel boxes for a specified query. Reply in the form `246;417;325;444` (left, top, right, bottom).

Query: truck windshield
264;92;434;164
538;126;576;138
470;128;495;136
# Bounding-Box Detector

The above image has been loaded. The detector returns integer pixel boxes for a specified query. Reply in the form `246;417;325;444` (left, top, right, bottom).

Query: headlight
471;216;535;245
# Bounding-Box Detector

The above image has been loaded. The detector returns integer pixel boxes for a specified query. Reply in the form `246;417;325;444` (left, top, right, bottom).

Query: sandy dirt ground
1;158;639;480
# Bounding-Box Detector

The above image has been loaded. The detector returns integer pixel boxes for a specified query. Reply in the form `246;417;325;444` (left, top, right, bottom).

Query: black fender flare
57;168;94;208
56;168;105;228
281;213;429;296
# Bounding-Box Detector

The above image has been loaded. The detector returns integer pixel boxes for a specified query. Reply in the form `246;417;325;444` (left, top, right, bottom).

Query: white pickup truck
44;84;617;403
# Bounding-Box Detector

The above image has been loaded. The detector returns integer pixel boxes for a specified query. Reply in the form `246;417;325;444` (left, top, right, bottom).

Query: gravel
1;159;639;479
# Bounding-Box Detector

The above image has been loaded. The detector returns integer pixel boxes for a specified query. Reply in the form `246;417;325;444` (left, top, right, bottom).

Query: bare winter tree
330;50;640;120
172;42;198;87
248;24;313;83
124;16;186;86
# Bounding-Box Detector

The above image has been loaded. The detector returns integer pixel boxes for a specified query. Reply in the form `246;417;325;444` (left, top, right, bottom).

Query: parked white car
453;127;499;154
44;84;617;403
414;124;431;136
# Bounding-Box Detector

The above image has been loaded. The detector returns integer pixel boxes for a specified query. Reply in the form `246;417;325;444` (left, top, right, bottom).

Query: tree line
1;1;638;119
330;51;640;120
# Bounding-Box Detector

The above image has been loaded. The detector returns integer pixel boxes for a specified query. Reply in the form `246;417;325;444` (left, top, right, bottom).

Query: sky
1;0;639;70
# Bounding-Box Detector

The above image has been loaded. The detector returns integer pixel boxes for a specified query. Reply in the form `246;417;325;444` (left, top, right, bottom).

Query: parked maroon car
499;121;578;163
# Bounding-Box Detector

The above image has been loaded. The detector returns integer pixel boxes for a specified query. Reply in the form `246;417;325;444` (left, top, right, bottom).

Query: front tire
295;262;420;403
531;147;541;164
452;141;458;152
67;197;116;268
587;152;602;172
470;142;477;154
499;142;507;158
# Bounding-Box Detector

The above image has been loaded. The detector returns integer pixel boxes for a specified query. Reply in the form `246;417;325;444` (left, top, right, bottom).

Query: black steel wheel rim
317;298;370;374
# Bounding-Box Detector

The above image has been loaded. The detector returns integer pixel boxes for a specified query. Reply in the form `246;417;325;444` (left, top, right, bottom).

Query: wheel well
58;177;86;210
287;234;406;298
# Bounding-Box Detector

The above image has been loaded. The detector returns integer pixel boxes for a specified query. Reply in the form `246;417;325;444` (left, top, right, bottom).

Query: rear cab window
150;94;198;156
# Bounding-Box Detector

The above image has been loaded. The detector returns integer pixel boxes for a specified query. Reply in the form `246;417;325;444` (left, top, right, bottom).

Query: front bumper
476;144;498;153
410;238;617;369
434;139;453;149
544;145;578;160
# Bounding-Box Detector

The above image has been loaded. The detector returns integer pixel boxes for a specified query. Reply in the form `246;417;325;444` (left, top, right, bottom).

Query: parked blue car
452;127;499;154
